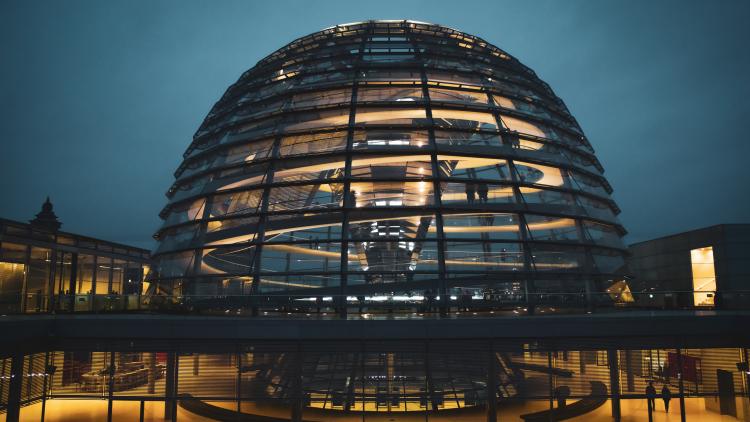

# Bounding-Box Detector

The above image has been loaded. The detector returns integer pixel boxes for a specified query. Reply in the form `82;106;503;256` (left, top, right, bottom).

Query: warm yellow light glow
434;216;574;233
691;246;716;307
354;109;427;124
431;109;497;126
502;115;547;138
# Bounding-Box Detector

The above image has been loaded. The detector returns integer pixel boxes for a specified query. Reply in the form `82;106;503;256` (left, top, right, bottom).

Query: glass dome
150;20;628;316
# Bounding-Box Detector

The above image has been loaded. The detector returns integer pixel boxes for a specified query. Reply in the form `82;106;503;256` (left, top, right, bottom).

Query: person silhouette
465;183;476;204
661;385;672;412
477;183;489;203
646;381;657;414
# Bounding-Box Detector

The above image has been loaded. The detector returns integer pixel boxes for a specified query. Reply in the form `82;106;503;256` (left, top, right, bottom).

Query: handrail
3;290;750;317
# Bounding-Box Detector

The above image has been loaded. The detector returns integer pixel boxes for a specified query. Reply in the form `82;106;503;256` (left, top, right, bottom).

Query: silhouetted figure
459;290;472;312
424;289;435;313
555;385;571;408
661;385;672;412
646;381;657;415
477;183;489;203
465;183;476;203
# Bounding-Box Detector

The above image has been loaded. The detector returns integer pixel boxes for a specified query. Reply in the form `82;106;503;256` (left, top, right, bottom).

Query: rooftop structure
151;20;628;317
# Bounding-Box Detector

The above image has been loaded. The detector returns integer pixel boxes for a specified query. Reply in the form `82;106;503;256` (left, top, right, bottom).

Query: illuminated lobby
1;20;749;422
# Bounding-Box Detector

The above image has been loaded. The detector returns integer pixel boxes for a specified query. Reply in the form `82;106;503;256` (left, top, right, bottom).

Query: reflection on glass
357;86;423;102
444;242;524;271
434;130;503;149
531;245;584;271
441;213;521;240
279;131;347;156
429;88;490;105
352;130;429;149
273;155;345;183
350;155;432;179
432;109;498;130
440;182;515;205
261;243;341;273
267;184;343;212
438;155;510;181
354;107;427;125
209;190;263;218
351;181;434;207
525;215;579;242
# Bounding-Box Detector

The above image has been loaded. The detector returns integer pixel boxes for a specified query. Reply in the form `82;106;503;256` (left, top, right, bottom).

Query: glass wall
5;344;748;422
0;221;151;314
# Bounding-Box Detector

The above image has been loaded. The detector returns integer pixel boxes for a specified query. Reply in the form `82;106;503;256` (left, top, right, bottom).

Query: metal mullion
337;28;369;319
575;218;599;310
508;159;537;313
412;26;449;317
249;136;281;315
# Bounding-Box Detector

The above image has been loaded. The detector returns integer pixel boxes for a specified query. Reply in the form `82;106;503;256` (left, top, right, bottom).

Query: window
350;181;434;207
438;155;510;181
442;213;521;240
434;130;502;150
525;215;579;242
444;241;524;271
279;130;347;156
352;130;429;150
208;190;263;218
267;184;344;212
355;107;427;125
429;88;489;105
350;155;433;179
440;182;516;205
691;246;716;307
432;109;498;130
357;87;423;102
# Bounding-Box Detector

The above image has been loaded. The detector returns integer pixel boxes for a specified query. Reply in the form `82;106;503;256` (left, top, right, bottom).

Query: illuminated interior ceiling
690;246;717;307
151;20;628;300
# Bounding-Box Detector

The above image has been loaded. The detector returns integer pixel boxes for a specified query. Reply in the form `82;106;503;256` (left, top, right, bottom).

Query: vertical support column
46;246;58;313
290;343;303;422
676;348;687;422
107;351;115;422
68;253;78;312
164;352;177;421
41;352;49;422
548;351;554;410
147;352;157;394
486;342;497;422
607;349;621;422
20;245;31;313
624;350;634;392
6;354;24;422
236;349;242;414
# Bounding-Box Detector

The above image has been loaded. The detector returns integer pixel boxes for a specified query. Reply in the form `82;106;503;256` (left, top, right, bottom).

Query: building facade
0;200;151;314
629;224;750;309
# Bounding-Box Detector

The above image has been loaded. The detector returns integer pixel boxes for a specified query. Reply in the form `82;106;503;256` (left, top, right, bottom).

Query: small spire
30;196;62;231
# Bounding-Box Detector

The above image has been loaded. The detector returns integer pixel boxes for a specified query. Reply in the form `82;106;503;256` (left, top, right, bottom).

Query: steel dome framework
151;20;628;316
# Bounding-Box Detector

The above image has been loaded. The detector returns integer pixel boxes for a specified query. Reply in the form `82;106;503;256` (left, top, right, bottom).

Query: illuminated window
691;246;716;307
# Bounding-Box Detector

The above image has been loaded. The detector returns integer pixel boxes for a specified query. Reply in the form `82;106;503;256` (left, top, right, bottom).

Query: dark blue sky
1;0;748;249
